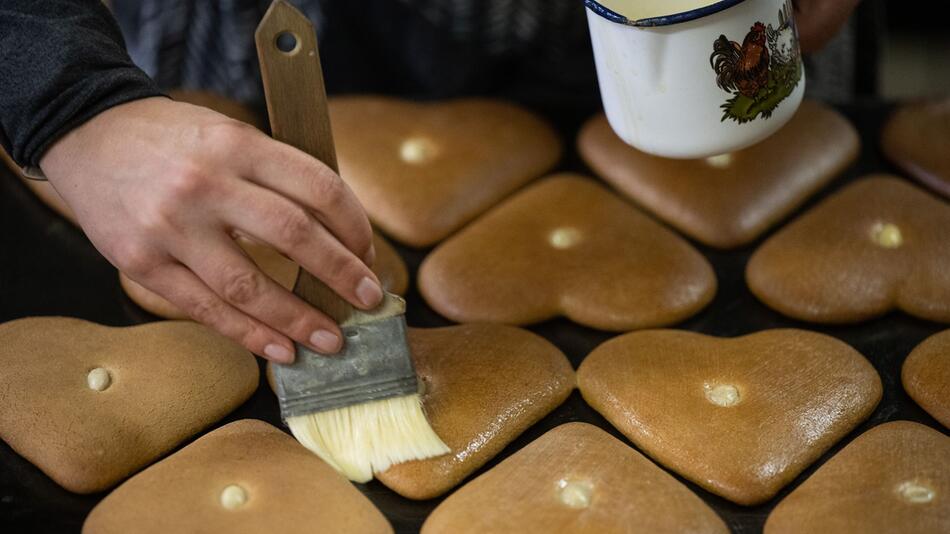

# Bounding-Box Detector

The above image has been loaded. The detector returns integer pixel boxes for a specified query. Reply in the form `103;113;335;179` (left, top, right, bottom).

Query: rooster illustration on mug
709;0;802;123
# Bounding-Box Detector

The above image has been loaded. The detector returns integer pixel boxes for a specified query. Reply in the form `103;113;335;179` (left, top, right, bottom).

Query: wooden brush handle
255;0;402;326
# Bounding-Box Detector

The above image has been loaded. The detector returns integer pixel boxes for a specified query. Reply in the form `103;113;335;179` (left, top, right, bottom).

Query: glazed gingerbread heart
0;317;258;493
421;423;728;534
765;421;949;533
83;420;392;534
747;176;950;323
578;100;859;248
903;329;950;429
882;98;950;198
418;174;716;331
329;96;562;247
121;232;408;319
266;324;574;499
577;329;882;505
375;324;574;499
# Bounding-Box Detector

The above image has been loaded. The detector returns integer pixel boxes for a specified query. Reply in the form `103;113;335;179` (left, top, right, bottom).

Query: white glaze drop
548;227;583;250
86;368;111;392
870;222;902;248
704;153;733;169
897;481;934;504
399;137;438;164
704;383;740;407
220;484;248;509
557;479;594;509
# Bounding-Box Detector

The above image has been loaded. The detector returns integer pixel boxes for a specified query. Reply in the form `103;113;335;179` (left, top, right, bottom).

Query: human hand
794;0;862;53
40;97;382;362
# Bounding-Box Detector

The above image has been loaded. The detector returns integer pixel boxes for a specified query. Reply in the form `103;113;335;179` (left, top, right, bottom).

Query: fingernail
355;276;383;308
310;329;341;353
264;343;294;363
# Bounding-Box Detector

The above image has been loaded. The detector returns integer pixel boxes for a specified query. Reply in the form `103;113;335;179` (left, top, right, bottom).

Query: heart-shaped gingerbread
418;174;716;331
747;176;950;323
421;423;729;534
577;329;882;505
903;329;950;429
0;317;259;493
329;96;562;247
578;100;859;248
764;421;949;533
375;324;574;499
882;98;950;198
121;232;408;319
83;420;392;534
267;324;574;498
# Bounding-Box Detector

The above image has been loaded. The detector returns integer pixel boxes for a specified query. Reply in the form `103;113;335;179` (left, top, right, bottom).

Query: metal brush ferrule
274;314;419;419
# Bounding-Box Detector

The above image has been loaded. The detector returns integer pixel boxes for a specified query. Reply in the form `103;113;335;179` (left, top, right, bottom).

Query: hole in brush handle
275;31;300;55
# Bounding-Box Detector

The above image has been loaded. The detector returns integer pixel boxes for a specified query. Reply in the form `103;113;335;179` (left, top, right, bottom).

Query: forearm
0;0;162;168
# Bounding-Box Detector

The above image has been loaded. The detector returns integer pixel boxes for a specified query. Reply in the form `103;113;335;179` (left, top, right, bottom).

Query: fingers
173;236;347;355
227;128;375;265
218;180;383;311
137;262;299;363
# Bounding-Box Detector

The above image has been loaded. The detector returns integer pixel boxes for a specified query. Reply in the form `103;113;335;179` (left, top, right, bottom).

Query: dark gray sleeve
0;0;163;168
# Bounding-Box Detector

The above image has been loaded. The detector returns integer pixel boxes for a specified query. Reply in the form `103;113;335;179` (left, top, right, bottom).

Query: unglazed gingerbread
764;421;949;533
747;176;950;323
121;232;408;318
375;324;574;499
577;329;882;505
82;420;392;534
903;329;950;429
0;317;258;493
882;98;950;198
422;423;728;533
329;96;562;247
578;100;859;248
418;174;716;331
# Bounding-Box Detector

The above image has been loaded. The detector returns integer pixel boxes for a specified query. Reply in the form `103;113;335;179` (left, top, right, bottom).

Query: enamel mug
586;0;806;158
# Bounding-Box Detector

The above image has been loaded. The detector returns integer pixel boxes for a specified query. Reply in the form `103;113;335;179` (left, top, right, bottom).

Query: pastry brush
255;0;448;482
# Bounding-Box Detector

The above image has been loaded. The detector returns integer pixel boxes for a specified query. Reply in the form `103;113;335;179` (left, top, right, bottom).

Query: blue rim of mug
584;0;749;27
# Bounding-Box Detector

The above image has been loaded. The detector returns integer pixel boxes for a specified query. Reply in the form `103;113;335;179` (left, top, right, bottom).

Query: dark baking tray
1;102;947;533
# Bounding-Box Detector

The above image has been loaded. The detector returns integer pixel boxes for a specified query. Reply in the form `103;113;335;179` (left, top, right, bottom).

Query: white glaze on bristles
287;393;449;483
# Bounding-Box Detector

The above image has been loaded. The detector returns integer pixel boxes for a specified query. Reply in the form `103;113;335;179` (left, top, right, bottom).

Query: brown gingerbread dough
902;329;950;429
764;421;949;533
882;98;950;198
418;174;716;331
747;176;950;323
577;329;882;505
422;423;729;533
578;100;859;248
83;419;392;534
121;232;408;319
0;317;258;493
329;96;562;247
375;324;574;499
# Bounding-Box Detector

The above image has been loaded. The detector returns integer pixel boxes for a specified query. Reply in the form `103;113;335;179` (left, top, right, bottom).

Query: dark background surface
1;101;948;533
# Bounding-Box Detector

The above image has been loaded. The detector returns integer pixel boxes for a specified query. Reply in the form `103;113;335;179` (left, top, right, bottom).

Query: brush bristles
287;393;449;483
